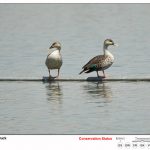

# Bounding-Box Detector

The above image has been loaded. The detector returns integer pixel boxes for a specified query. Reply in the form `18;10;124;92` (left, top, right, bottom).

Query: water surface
0;81;150;134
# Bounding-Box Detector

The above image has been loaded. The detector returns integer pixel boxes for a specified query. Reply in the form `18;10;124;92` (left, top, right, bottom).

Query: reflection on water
45;82;63;104
83;82;113;102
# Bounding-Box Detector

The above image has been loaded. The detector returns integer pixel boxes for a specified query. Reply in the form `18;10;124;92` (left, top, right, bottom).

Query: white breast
102;50;114;70
105;50;114;61
45;50;63;69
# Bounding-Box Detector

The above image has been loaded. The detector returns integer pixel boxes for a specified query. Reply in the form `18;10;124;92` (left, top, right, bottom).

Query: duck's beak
49;45;53;49
113;43;118;47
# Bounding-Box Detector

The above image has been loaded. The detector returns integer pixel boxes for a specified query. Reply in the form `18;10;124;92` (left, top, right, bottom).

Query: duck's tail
79;70;85;75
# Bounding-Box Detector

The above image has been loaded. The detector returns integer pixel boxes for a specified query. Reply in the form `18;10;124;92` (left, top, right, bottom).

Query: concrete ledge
0;77;149;82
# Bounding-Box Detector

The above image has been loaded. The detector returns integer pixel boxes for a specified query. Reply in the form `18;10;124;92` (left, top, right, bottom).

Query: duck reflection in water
45;82;63;104
83;82;113;102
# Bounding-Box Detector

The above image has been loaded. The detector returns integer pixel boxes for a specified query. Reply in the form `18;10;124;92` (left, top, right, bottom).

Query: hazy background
0;4;150;78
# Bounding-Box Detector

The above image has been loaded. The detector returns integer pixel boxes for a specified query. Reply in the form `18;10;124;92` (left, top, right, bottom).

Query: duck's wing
79;55;108;74
83;55;107;68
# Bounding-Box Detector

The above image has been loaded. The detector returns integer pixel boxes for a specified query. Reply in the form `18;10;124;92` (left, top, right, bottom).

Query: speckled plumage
79;39;117;78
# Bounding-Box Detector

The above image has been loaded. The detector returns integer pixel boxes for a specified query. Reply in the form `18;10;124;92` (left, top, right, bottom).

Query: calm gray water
0;4;150;134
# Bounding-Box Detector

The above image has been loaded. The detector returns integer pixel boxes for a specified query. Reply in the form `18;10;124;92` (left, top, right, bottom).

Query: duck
45;41;63;78
79;39;117;78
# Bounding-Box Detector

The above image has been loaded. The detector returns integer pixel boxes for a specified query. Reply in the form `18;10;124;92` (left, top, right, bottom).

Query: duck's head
49;41;61;50
103;39;118;50
104;39;116;47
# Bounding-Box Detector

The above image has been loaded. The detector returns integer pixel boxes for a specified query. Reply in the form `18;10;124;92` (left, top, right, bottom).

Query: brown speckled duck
79;39;117;78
